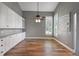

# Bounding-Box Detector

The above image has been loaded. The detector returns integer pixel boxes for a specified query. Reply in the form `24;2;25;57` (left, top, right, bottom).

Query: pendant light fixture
34;2;45;23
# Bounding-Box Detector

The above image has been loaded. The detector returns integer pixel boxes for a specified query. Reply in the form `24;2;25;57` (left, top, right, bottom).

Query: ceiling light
34;2;45;23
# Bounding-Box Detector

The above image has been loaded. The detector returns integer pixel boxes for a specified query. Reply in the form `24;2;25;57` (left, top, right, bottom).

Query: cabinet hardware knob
1;44;3;46
1;40;3;41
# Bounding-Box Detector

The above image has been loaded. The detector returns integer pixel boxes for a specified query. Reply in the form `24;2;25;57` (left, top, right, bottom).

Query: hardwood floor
4;39;73;56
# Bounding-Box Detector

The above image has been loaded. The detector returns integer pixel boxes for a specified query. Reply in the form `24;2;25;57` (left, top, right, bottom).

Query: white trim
25;37;55;39
73;13;77;53
53;38;75;53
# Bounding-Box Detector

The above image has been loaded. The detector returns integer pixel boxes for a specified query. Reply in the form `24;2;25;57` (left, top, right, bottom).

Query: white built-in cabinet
0;32;25;56
0;3;24;28
0;3;25;56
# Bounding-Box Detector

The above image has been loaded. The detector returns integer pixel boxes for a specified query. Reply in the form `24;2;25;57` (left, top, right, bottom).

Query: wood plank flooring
4;39;73;56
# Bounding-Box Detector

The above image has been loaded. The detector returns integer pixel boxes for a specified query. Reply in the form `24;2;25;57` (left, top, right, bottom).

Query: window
54;13;58;36
45;16;53;35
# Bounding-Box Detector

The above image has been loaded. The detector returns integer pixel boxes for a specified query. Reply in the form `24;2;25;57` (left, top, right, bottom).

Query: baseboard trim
53;37;75;53
25;37;55;39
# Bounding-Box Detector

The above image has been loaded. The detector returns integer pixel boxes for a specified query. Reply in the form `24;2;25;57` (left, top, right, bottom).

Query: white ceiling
18;2;59;12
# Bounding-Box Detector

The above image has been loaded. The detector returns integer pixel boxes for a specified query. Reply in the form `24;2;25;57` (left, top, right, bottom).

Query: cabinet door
14;13;19;28
18;16;22;28
5;36;11;51
15;15;22;28
0;3;8;28
10;34;18;46
21;32;25;39
7;8;16;28
22;18;25;28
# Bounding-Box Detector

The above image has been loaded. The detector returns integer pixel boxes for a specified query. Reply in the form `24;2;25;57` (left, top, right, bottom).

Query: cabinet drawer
0;39;6;47
0;47;5;54
0;39;5;55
